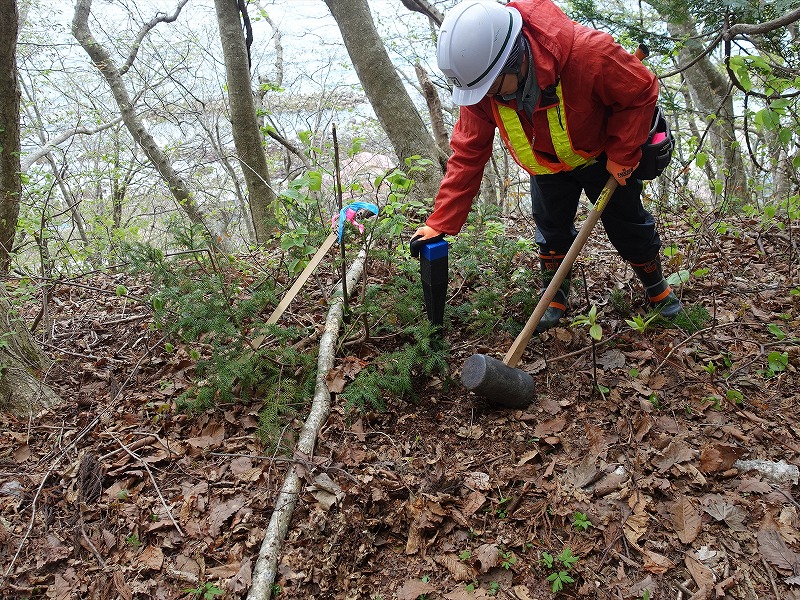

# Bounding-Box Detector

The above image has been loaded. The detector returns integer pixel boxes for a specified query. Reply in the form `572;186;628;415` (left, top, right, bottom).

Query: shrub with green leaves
341;321;449;413
120;240;316;447
448;213;538;338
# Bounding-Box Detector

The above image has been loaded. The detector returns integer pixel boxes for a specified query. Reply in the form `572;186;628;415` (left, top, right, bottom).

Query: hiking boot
630;257;684;318
535;252;570;333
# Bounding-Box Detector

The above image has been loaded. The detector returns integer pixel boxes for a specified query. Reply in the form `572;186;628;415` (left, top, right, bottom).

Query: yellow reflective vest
491;82;597;175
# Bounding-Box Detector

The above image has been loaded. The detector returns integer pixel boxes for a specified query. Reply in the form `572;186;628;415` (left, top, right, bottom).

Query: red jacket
426;0;659;235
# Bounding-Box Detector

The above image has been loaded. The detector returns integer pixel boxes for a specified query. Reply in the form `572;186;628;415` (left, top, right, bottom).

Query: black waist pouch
633;106;674;180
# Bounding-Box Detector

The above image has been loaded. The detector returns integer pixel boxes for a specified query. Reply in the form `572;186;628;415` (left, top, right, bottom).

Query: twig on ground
40;342;127;363
111;434;185;537
760;555;781;599
208;451;359;484
675;579;693;596
504;481;531;516
100;435;157;460
653;321;745;374
80;522;107;568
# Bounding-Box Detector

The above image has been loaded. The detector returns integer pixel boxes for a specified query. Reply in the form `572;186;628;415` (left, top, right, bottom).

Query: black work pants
530;155;661;263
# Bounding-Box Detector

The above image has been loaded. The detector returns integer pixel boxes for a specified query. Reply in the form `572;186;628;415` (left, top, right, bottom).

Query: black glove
410;232;445;258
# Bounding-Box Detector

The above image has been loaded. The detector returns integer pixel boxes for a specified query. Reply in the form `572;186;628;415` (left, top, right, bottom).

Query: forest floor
1;211;799;600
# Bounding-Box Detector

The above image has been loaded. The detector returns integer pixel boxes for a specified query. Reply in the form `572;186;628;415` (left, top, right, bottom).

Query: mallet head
461;353;535;408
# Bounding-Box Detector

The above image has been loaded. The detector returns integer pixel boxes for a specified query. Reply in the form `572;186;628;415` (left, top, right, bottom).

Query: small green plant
541;548;579;593
124;533;141;548
572;511;592;531
488;581;501;596
341;321;449;414
625;312;659;333
648;393;662;409
496;496;511;519
609;287;631;315
458;549;472;561
726;389;744;405
666;270;690;287
557;548;579;568
767;323;786;340
672;303;711;333
571;304;602;341
499;547;516;570
758;350;789;378
547;570;575;593
183;582;224;599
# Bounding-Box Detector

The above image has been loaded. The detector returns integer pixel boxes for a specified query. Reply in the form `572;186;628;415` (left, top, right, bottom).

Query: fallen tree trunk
248;247;367;600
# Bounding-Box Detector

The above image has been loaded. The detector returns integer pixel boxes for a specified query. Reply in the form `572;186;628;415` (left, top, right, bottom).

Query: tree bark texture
214;0;277;245
415;62;451;159
0;0;23;272
71;0;228;251
667;18;748;200
0;284;61;413
323;0;445;201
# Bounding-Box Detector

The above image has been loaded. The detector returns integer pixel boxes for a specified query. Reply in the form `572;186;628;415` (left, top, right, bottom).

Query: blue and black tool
418;239;448;328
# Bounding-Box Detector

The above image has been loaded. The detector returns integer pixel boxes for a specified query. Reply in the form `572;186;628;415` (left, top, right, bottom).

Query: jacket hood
507;0;574;89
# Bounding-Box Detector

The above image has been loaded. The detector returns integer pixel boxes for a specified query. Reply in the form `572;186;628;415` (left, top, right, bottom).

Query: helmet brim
451;85;492;106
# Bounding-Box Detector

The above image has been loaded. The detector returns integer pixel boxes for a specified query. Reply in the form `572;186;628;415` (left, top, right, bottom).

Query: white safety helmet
437;0;523;106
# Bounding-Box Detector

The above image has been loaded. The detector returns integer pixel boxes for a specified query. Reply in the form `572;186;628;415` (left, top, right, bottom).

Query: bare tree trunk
71;0;228;251
214;0;277;245
0;0;22;272
0;8;61;410
110;128;138;230
323;0;445;200
667;18;748;203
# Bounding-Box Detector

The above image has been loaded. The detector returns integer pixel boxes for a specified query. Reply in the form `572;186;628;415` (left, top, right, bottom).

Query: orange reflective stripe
548;301;567;311
649;287;673;303
631;259;659;273
492;81;594;176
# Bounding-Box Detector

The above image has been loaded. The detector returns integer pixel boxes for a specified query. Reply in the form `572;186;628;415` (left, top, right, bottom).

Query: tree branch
120;0;190;75
399;0;444;26
724;5;800;39
657;30;724;79
21;118;123;173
